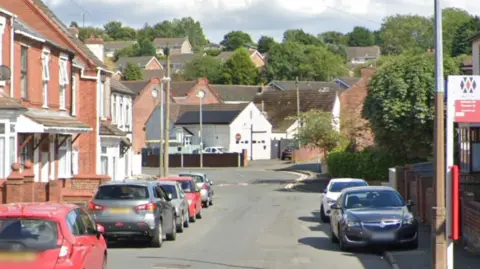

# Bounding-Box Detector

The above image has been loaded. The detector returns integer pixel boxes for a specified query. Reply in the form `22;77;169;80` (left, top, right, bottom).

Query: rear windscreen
0;218;58;250
95;185;149;200
180;181;194;193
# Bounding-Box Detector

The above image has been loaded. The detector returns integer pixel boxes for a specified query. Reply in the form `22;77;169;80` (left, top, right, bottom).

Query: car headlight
187;200;192;205
345;216;361;227
326;198;336;205
403;214;415;224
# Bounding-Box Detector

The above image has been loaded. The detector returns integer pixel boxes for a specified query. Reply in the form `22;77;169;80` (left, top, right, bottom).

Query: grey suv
88;181;176;247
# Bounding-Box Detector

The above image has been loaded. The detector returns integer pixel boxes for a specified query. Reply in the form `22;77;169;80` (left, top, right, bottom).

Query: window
0;218;58;249
42;50;50;107
71;75;77;116
125;101;131;129
59;57;69;110
111;95;116;123
119;98;123;127
100;146;108;175
94;185;149;200
20;46;28;99
57;136;72;178
0;122;17;178
99;81;105;118
76;209;97;235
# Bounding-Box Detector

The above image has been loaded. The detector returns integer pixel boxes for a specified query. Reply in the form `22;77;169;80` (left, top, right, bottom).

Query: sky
44;0;480;43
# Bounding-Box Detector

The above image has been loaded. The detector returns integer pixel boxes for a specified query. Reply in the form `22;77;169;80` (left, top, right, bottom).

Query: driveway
107;168;391;269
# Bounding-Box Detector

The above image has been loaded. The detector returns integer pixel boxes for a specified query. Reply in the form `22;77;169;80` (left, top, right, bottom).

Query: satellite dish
0;65;11;81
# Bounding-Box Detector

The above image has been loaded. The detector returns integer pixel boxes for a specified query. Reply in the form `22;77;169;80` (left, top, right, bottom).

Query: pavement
107;163;391;269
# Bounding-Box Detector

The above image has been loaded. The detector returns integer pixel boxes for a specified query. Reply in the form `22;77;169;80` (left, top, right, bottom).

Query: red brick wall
1;12;12;94
145;59;162;70
76;78;98;174
182;78;221;105
293;147;323;163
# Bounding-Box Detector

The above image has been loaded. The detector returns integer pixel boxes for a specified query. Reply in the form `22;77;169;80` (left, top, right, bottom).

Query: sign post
446;75;480;269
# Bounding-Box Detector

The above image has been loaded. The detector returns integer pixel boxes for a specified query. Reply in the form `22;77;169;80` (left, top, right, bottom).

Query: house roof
110;79;136;95
334;77;361;89
176;110;243;125
269;80;344;91
13;19;73;54
346;46;381;61
253;90;337;132
31;0;107;69
210;84;262;102
116;56;156;69
153;37;186;47
24;109;91;130
104;40;136;51
121;80;151;94
170;81;197;97
99;121;127;136
160;54;197;65
142;69;165;80
0;95;26;110
171;103;249;122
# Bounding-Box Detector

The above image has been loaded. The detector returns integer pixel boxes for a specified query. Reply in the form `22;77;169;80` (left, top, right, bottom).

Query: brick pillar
47;180;62;202
242;149;248;166
5;163;24;203
22;161;35;203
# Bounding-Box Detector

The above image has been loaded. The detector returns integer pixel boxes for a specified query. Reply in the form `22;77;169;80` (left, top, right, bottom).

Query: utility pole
82;13;85;27
197;90;205;168
295;76;301;150
432;0;447;268
163;47;171;177
158;83;164;177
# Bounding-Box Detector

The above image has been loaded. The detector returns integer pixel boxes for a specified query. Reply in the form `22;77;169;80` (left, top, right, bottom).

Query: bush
326;150;400;181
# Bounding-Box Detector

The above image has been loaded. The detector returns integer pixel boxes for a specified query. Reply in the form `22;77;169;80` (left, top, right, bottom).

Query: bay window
111;95;116;123
0;121;17;178
119;98;123;128
125;101;131;130
42;49;50;108
100;146;108;175
59;56;69;110
57;136;72;178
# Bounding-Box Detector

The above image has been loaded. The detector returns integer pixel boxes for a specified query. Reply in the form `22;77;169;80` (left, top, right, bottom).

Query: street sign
454;100;480;122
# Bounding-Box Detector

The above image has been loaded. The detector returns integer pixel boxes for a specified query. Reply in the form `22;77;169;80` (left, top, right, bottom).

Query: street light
163;46;171;177
151;85;164;177
197;89;205;168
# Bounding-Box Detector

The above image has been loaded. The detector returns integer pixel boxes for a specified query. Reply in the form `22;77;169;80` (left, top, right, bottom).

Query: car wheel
102;255;107;269
320;205;330;223
177;214;184;233
196;209;203;219
203;201;209;208
166;216;177;241
151;220;163;248
330;224;339;243
184;211;190;227
190;212;196;223
338;228;349;252
209;198;213;206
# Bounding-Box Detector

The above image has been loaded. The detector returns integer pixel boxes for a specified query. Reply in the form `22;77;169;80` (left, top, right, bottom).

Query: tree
283;29;322;46
318;31;347;45
442;8;473;56
114;45;137;60
362;53;460;159
292;110;342;155
347;26;375;46
135;38;156;56
220;48;258;85
103;21;136;40
78;27;110;41
452;16;480;56
220;31;253;51
378;15;433;55
184;55;223;83
257;36;276;53
123;62;143;81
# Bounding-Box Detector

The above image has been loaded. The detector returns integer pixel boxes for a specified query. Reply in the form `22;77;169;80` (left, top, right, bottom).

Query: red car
158;176;203;222
0;203;107;269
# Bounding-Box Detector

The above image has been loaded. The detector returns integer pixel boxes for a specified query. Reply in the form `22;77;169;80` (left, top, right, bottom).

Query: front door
41;152;49;182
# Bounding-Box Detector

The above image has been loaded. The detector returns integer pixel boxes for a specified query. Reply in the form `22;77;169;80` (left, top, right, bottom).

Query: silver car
88;180;176;248
179;172;214;207
157;181;190;232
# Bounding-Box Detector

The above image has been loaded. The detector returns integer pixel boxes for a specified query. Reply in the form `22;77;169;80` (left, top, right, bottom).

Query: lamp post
162;47;171;177
152;85;164;177
197;89;205;168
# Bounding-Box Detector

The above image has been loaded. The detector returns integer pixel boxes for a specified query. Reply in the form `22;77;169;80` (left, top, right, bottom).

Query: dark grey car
329;186;418;251
157;181;190;232
88;181;176;248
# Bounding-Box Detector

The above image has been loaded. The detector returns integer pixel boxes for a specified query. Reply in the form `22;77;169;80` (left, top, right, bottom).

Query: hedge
326;151;399;182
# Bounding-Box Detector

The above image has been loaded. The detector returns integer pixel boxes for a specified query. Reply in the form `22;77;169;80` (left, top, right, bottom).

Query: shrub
326;150;400;181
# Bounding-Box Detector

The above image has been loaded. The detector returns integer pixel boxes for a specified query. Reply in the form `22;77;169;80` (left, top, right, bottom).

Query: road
108;167;391;269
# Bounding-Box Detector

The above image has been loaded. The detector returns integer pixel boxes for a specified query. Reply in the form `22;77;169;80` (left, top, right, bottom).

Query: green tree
442;8;473;56
78;27;110;41
347;26;375;46
283;29;322;46
452;16;480;56
362;53;460;159
378;15;433;55
123;62;143;81
220;31;253;51
184;55;223;83
291;110;342;155
103;21;136;40
257;36;276;53
220;48;258;85
318;31;347;45
114;45;137;60
205;49;222;57
135;38;156;56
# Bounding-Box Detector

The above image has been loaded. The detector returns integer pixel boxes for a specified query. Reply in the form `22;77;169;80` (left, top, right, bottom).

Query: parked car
0;203;107;269
281;145;296;160
88;181;177;248
320;178;368;222
178;172;214;207
158;176;203;222
203;147;226;154
329;186;418;251
157;181;190;232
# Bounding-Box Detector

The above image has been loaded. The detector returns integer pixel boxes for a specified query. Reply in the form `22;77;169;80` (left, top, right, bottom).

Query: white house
174;102;272;160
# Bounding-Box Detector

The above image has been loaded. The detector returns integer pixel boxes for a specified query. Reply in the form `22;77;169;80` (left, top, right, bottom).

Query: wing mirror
167;193;173;201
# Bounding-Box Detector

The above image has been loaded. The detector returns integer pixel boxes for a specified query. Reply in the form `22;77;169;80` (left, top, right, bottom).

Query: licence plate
109;208;131;214
0;252;37;261
372;233;395;240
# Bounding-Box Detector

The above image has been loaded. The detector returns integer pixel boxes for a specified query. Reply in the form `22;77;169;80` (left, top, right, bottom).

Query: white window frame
59;54;69;110
100;146;108;175
125;99;131;130
119;97;123;128
20;45;28;99
0;17;5;69
111;95;116;124
71;74;77;116
99;81;105;118
42;48;50;108
0;120;16;179
57;136;72;178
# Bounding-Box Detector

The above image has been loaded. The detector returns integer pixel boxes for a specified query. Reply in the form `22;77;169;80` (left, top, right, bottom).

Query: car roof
0;203;78;220
124;174;156;180
342;186;395;193
157;181;177;186
330;178;366;182
178;172;205;177
101;180;155;186
158;176;194;181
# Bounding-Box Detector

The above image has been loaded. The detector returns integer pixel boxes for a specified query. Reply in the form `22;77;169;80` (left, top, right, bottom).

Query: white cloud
44;0;480;42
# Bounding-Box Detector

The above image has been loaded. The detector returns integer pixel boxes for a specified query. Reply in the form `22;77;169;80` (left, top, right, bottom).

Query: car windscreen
329;181;367;192
94;185;149;200
160;184;178;199
180;174;203;184
179;181;194;193
344;190;405;209
0;218;58;251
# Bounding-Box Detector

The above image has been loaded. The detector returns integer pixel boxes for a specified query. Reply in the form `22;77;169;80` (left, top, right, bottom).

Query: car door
76;209;104;268
66;210;97;269
177;184;187;213
158;186;174;222
330;193;344;237
152;186;167;230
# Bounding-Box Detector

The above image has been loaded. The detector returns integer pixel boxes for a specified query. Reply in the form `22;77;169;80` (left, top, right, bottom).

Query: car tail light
136;202;157;212
202;184;208;190
88;202;104;211
57;239;73;263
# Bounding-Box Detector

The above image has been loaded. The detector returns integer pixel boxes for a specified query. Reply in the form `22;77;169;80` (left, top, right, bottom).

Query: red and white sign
449;76;480;123
454;100;480;122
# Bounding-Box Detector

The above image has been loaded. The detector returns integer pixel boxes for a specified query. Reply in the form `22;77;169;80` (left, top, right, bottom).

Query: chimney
260;100;268;118
84;34;105;62
69;26;79;38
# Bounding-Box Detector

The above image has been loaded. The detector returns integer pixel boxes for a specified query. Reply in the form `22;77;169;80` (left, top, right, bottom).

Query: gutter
9;17;15;97
97;67;114;75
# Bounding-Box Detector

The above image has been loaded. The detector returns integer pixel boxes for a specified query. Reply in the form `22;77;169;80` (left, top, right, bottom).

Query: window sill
0;81;5;87
42;105;49;109
58;174;72;179
59;107;66;111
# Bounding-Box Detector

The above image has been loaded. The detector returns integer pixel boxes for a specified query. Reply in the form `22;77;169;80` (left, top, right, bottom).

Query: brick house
170;78;221;104
2;0;117;179
346;46;381;65
153;37;193;55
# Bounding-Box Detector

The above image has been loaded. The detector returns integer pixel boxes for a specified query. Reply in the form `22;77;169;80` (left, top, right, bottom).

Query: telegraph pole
197;90;205;168
432;0;447;268
158;83;164;177
295;76;301;150
163;47;171;177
